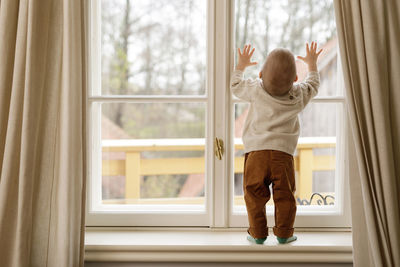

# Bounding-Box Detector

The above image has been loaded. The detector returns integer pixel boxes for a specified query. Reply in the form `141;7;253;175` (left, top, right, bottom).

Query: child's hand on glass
236;44;258;71
297;41;322;72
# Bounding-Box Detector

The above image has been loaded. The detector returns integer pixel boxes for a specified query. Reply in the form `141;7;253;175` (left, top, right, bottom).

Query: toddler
231;42;322;244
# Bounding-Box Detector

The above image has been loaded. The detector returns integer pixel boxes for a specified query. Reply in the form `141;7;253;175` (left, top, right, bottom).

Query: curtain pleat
0;0;86;266
334;0;400;266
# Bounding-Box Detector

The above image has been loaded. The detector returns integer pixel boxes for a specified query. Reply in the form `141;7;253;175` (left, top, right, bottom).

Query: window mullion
212;0;232;228
232;96;346;104
88;95;208;103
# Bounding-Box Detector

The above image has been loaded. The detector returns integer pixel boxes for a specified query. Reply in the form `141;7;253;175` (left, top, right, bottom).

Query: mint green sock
247;235;267;244
277;236;297;244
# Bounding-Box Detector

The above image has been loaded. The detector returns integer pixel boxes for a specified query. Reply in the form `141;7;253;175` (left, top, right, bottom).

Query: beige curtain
0;0;86;266
334;0;400;266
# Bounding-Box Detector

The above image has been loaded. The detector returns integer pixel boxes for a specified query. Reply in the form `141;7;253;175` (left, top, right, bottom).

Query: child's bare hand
236;44;258;71
297;41;322;72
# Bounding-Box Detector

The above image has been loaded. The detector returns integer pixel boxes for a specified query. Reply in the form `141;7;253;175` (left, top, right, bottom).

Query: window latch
215;137;224;160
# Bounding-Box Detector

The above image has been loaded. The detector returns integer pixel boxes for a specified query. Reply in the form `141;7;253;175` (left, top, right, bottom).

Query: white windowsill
85;228;352;263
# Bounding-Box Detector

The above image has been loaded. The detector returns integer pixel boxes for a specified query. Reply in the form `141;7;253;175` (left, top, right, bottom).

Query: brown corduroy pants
243;150;297;239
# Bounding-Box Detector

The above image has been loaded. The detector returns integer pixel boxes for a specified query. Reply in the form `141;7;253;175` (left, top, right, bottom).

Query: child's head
260;48;297;96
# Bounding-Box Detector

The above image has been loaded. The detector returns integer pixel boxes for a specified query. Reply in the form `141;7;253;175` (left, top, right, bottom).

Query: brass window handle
215;138;224;160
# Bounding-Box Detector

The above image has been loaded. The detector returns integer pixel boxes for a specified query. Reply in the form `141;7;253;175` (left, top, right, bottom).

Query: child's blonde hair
261;48;297;96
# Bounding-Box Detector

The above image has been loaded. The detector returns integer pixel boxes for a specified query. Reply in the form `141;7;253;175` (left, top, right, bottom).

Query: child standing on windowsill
231;42;322;244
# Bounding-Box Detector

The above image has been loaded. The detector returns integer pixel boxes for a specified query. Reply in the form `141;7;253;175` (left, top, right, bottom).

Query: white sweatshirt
230;70;320;155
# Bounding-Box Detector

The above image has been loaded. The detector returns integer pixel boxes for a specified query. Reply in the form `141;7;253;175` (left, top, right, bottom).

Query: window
86;0;351;227
87;0;210;226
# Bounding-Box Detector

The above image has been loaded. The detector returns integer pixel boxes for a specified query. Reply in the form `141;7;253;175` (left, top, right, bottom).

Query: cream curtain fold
334;0;400;266
0;0;86;266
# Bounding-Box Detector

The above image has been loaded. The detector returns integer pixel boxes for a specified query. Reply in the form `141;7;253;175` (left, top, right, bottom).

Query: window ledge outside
85;228;352;263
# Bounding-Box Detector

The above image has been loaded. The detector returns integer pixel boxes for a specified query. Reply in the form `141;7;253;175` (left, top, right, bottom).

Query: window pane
101;0;207;95
233;102;338;209
232;103;249;207
101;103;206;210
297;102;338;206
234;0;340;96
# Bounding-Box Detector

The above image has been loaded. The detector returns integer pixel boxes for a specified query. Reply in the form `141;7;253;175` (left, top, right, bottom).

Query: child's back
230;42;322;244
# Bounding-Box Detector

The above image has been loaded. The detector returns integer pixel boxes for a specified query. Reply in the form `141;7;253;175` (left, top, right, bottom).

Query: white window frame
86;0;215;226
86;0;351;228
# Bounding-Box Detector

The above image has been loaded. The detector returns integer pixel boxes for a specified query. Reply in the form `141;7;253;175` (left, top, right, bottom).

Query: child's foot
247;235;267;244
277;236;297;244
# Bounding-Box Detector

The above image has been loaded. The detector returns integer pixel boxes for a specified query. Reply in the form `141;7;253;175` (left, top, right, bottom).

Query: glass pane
233;103;248;207
101;103;206;209
297;103;338;206
233;102;339;209
101;0;207;95
234;0;340;96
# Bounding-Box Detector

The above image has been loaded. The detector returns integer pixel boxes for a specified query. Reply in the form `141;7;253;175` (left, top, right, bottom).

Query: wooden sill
85;228;352;263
